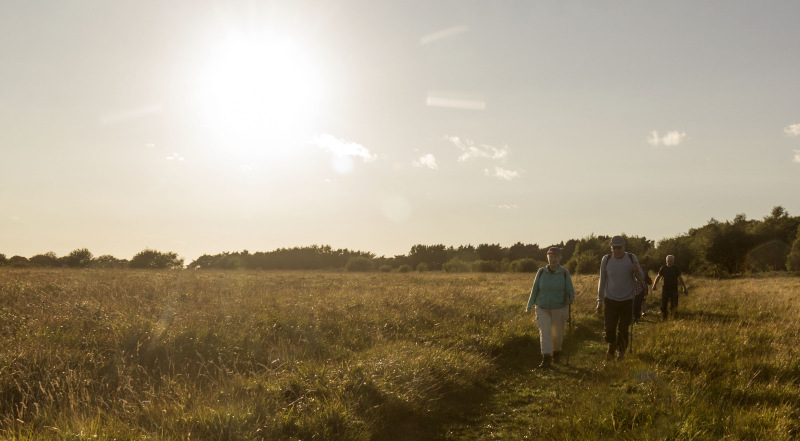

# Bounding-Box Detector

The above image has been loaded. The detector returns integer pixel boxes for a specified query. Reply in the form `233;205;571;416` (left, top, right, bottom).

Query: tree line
2;206;800;276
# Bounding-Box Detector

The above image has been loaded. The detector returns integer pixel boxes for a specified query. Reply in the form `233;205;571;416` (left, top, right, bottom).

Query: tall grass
1;269;799;440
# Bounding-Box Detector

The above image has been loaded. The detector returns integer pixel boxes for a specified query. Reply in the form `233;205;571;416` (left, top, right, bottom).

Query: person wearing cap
526;247;575;368
652;255;688;320
596;236;644;361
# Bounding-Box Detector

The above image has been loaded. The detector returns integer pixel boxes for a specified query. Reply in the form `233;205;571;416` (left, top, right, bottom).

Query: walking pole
630;295;635;355
566;303;572;366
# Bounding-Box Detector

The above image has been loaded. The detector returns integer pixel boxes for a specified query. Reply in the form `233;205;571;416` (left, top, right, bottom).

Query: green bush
129;249;184;269
510;258;540;273
346;256;374;272
568;251;600;275
786;226;800;272
443;259;471;273
416;263;428;272
472;260;500;273
378;265;392;272
398;264;413;273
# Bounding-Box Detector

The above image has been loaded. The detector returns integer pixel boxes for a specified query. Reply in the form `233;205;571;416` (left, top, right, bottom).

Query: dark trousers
661;289;679;318
604;298;633;351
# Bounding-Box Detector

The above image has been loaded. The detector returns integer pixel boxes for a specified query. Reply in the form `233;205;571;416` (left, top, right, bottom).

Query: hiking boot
606;344;616;362
539;354;552;369
552;351;561;364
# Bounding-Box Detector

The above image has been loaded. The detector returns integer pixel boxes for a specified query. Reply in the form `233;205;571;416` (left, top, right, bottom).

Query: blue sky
1;0;799;262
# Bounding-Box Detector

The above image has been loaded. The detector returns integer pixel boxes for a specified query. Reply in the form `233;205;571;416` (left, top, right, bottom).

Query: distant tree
345;256;373;272
448;244;478;262
621;235;654;260
129;249;184;269
8;256;30;268
187;254;218;270
30;252;60;267
0;254;6;266
476;243;505;262
472;260;500;272
705;216;755;275
565;234;609;273
92;255;128;269
507;242;541;261
443;258;471;273
408;244;447;271
746;206;799;272
61;248;93;268
510;258;540;273
787;225;800;273
568;251;601;275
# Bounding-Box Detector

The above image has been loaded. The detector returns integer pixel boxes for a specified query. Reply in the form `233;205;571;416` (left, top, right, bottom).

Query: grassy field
1;269;799;440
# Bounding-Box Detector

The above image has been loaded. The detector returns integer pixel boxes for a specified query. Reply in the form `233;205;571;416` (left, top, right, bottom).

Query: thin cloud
427;90;486;110
420;25;469;45
648;130;687;146
493;204;519;210
484;167;520;180
446;136;508;162
413;153;439;170
785;123;800;136
794;150;800;163
312;134;377;162
166;153;185;161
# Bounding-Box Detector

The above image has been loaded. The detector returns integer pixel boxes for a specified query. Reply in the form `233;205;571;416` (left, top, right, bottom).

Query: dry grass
1;269;799;440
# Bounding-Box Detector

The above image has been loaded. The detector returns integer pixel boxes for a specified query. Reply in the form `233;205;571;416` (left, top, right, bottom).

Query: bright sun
194;31;323;154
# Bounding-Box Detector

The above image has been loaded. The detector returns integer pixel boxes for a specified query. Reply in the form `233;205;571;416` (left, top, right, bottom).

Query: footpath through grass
1;269;799;440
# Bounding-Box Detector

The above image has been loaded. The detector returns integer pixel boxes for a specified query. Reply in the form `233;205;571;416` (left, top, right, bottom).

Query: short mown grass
1;269;799;440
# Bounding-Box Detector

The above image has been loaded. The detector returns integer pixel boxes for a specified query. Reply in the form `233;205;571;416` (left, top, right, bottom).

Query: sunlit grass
1;269;799;439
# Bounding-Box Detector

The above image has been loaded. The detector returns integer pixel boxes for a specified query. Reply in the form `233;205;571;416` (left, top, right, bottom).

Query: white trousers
535;305;569;355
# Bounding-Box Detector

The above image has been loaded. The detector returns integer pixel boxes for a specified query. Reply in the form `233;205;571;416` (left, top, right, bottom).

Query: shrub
378;265;392;272
92;255;128;269
443;259;471;273
346;256;374;272
398;264;413;273
787;227;800;273
30;252;60;268
129;249;184;269
472;260;500;273
61;248;93;268
416;263;428;272
8;255;30;267
510;258;540;273
568;251;600;275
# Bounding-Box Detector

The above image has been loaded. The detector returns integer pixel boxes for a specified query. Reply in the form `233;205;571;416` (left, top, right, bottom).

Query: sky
2;0;799;263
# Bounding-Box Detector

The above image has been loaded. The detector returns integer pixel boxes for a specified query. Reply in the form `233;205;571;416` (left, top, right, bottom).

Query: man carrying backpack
652;255;688;320
596;236;644;361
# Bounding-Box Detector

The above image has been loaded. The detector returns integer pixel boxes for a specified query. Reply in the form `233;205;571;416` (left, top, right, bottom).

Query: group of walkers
525;236;688;368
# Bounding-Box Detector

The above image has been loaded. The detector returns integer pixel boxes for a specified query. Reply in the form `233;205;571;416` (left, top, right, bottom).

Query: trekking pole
630;296;635;355
566;303;572;366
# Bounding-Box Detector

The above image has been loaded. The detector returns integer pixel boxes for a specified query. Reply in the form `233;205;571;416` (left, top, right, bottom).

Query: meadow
1;269;799;440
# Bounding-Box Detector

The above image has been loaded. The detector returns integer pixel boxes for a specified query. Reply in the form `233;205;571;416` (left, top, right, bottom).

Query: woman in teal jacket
525;247;575;368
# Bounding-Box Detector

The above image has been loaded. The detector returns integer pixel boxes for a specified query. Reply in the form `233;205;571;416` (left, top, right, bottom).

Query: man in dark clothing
652;255;688;319
597;236;644;361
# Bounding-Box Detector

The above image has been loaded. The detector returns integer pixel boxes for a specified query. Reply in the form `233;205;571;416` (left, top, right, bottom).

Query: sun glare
194;31;323;155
